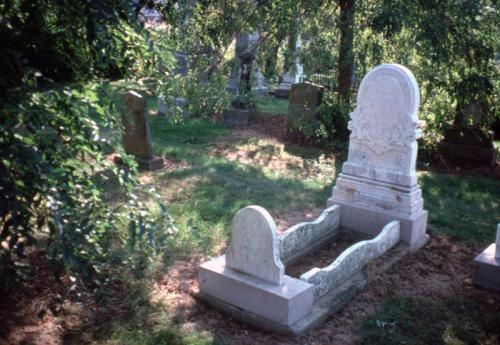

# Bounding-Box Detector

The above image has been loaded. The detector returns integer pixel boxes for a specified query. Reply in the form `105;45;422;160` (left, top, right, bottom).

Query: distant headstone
121;91;164;170
157;96;167;116
440;99;497;166
226;206;285;285
328;64;428;247
285;83;324;138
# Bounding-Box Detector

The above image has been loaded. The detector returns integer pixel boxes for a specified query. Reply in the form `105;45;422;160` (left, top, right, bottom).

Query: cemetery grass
106;115;499;345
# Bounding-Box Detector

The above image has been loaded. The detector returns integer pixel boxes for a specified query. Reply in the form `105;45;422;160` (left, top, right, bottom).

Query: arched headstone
226;206;285;285
328;64;428;247
344;64;421;187
121;91;164;170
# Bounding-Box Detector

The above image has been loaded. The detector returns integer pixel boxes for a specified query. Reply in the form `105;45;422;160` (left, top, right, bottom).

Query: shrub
0;82;174;290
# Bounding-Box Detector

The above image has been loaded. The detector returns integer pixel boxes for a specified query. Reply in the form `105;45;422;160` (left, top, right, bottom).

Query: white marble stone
496;223;500;259
328;64;427;247
301;220;400;298
226;206;285;285
198;255;314;326
344;64;421;186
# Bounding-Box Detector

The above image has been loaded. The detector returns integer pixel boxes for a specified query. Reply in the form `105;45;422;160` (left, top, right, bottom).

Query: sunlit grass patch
358;296;500;345
419;171;500;243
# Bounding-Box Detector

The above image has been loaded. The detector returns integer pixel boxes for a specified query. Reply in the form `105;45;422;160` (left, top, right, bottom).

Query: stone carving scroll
348;64;421;155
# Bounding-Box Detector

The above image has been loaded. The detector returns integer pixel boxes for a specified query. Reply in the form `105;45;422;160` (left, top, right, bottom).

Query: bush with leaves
286;91;350;146
0;82;176;290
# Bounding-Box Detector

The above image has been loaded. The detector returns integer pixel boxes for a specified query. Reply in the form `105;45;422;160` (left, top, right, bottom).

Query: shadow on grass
358;296;500;345
157;157;332;254
91;273;225;345
420;171;500;244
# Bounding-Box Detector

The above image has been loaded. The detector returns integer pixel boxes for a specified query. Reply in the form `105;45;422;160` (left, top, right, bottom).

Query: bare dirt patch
0;252;93;345
151;234;500;345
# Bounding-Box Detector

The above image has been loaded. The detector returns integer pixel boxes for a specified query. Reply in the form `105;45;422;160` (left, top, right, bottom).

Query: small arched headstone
226;206;285;285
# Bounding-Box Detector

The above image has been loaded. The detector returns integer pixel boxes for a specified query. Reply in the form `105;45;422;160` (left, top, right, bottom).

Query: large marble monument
327;64;428;248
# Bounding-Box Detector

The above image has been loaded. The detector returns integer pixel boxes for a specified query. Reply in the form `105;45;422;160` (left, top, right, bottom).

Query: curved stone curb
279;205;341;264
301;220;400;299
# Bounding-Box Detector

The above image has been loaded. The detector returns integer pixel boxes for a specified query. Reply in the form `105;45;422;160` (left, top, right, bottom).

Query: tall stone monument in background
122;91;164;170
158;0;198;117
276;35;304;99
222;31;260;125
328;64;428;248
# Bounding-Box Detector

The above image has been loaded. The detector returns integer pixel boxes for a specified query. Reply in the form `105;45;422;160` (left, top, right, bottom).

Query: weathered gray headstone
285;82;324;138
440;99;497;166
226;206;285;285
328;64;428;248
121;91;164;170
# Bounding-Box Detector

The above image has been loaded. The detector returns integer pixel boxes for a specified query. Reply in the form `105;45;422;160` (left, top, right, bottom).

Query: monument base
440;142;497;166
221;108;255;126
473;244;500;292
136;156;165;171
326;202;428;249
198;255;314;327
327;174;428;248
197;260;365;335
251;88;269;96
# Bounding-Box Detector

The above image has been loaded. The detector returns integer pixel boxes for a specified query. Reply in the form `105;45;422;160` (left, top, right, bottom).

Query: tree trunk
336;0;355;104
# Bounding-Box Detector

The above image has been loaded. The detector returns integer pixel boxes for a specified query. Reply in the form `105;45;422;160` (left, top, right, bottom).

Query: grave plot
197;64;429;335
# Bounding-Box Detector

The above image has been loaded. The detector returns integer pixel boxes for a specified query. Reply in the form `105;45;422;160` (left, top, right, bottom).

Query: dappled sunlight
210;132;338;184
418;171;500;243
